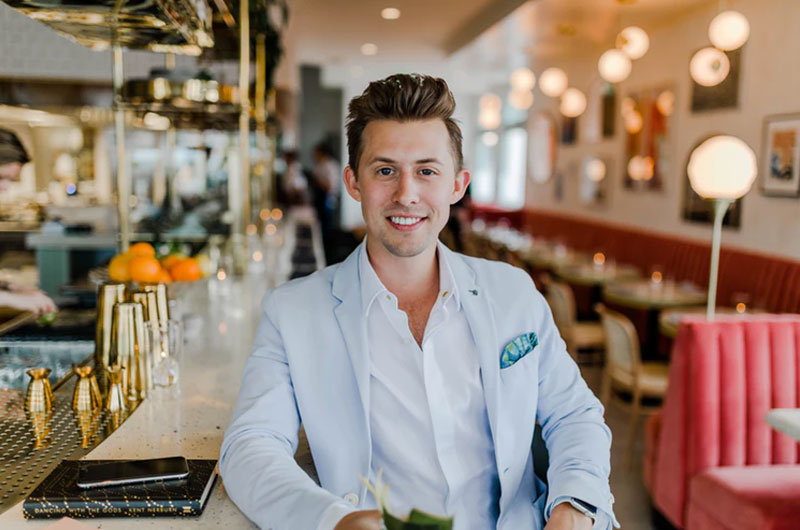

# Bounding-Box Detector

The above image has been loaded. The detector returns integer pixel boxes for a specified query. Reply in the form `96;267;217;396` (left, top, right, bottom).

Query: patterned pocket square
500;332;539;369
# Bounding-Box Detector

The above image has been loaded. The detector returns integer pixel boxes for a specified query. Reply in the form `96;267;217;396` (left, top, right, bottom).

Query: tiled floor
580;363;657;530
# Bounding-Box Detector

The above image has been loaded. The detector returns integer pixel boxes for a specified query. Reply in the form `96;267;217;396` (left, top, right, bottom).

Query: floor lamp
687;135;757;321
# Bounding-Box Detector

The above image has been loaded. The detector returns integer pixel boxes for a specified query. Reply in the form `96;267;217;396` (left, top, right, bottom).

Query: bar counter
1;276;266;529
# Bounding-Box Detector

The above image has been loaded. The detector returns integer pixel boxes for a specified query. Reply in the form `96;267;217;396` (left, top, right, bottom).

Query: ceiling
455;0;717;68
288;0;526;65
289;0;718;69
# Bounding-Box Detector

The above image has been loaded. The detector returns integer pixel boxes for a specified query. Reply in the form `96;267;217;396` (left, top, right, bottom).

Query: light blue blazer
221;243;616;529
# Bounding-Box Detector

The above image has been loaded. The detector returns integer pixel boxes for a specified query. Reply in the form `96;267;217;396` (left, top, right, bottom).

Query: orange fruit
128;256;162;283
128;242;156;257
160;254;185;271
157;269;173;284
170;258;202;282
108;253;132;282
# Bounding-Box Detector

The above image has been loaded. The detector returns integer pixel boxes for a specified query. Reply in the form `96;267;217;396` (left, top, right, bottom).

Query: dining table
519;243;587;271
659;306;765;338
553;262;641;287
603;280;707;357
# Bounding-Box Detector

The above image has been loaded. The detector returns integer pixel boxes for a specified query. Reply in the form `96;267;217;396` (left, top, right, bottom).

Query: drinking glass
153;319;183;387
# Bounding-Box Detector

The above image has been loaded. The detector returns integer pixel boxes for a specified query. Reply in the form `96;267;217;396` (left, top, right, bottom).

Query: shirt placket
421;297;461;512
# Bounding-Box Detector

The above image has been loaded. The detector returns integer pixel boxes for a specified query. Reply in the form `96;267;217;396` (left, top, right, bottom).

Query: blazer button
344;493;359;506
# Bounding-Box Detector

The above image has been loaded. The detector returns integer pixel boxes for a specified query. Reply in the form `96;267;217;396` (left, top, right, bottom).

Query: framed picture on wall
761;113;800;197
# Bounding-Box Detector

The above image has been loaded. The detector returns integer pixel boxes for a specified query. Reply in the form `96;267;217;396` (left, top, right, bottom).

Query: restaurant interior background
1;0;800;529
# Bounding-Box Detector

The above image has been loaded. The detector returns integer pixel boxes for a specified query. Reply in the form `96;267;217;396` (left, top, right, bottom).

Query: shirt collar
358;239;461;316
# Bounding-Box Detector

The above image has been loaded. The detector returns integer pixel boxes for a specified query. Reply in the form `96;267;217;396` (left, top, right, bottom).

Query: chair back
651;315;800;528
598;305;640;379
545;281;577;334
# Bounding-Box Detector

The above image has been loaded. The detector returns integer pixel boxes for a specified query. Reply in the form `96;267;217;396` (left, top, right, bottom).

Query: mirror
622;86;674;190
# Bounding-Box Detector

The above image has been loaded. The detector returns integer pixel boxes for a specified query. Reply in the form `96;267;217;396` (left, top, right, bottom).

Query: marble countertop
1;210;323;529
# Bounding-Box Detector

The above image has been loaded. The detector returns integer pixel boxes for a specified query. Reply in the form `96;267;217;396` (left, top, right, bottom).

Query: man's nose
392;169;419;206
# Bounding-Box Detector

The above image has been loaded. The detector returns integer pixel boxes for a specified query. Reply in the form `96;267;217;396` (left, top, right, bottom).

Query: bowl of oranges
107;242;208;288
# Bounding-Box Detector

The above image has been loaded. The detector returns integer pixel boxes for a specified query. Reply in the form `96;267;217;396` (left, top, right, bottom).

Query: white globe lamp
616;26;650;60
510;67;536;92
690;47;730;87
709;10;750;51
540;67;568;97
687;135;757;320
598;49;632;83
560;88;587;118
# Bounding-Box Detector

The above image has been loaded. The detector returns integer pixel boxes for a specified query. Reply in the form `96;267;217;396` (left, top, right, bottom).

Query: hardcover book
23;459;217;519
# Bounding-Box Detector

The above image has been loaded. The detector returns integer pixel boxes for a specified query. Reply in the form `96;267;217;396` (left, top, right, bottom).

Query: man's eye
378;168;393;176
420;168;435;176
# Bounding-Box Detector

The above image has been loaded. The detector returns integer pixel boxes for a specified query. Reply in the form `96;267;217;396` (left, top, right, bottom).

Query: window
471;97;528;209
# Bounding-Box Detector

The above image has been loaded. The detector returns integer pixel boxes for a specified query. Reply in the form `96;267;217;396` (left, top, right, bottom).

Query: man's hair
0;129;30;166
345;73;463;175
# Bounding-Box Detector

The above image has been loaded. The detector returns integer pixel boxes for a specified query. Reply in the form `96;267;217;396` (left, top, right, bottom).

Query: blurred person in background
311;141;341;229
0;129;56;316
280;150;310;205
0;128;29;191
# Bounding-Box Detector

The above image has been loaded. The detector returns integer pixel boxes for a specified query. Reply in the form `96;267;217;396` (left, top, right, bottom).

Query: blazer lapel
445;248;504;484
331;244;371;437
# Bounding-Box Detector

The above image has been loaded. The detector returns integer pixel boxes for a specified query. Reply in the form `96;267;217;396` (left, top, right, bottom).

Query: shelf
4;0;214;54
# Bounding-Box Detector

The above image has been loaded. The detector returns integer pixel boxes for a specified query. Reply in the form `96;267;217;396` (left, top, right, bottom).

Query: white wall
523;0;800;260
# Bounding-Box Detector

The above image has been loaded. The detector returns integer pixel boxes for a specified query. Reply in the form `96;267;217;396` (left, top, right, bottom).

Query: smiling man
221;74;618;530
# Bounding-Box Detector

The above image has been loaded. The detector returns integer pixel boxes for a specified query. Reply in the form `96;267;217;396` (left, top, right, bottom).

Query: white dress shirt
317;242;499;529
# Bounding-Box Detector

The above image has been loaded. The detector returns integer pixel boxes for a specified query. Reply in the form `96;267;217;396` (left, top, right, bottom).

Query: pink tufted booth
644;315;800;529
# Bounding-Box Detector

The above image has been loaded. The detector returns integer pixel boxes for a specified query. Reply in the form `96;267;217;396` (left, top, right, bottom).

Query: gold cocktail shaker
132;289;167;366
141;283;170;329
104;365;126;412
111;302;150;401
95;283;126;370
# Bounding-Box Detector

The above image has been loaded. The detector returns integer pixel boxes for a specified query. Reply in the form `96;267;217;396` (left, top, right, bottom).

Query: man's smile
387;215;427;231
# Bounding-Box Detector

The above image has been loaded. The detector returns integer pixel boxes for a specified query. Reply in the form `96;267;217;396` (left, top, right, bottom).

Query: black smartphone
76;457;189;489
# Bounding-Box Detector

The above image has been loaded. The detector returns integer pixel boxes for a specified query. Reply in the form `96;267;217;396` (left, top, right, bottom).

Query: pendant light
598;49;632;83
539;67;568;97
709;10;750;51
616;26;649;59
690;46;730;87
560;88;587;118
510;67;536;92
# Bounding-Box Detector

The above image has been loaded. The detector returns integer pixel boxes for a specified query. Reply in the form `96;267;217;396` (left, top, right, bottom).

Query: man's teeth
389;216;422;225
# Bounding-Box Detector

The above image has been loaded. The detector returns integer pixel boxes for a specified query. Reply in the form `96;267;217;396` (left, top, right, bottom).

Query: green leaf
382;509;453;530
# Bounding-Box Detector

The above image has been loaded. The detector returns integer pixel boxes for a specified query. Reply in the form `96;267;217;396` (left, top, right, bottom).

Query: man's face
344;119;470;260
0;162;22;191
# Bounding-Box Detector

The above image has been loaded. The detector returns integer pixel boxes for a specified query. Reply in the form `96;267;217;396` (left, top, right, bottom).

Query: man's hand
544;502;594;530
334;510;382;530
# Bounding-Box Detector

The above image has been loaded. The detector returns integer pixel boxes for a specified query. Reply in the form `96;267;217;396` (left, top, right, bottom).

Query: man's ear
343;166;361;202
451;168;471;204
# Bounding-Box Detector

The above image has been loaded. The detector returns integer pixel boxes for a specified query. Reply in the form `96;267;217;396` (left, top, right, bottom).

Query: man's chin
380;237;432;259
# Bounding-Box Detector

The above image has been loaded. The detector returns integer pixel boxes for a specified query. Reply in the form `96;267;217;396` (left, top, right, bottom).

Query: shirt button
344;493;359;506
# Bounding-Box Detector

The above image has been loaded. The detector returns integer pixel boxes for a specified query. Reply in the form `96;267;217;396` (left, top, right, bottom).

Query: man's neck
365;240;439;304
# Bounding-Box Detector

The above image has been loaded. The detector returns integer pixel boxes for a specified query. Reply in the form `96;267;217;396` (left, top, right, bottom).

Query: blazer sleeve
220;290;349;529
529;285;620;528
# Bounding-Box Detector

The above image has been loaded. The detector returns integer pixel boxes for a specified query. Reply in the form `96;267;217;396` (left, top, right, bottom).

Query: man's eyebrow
367;156;443;165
